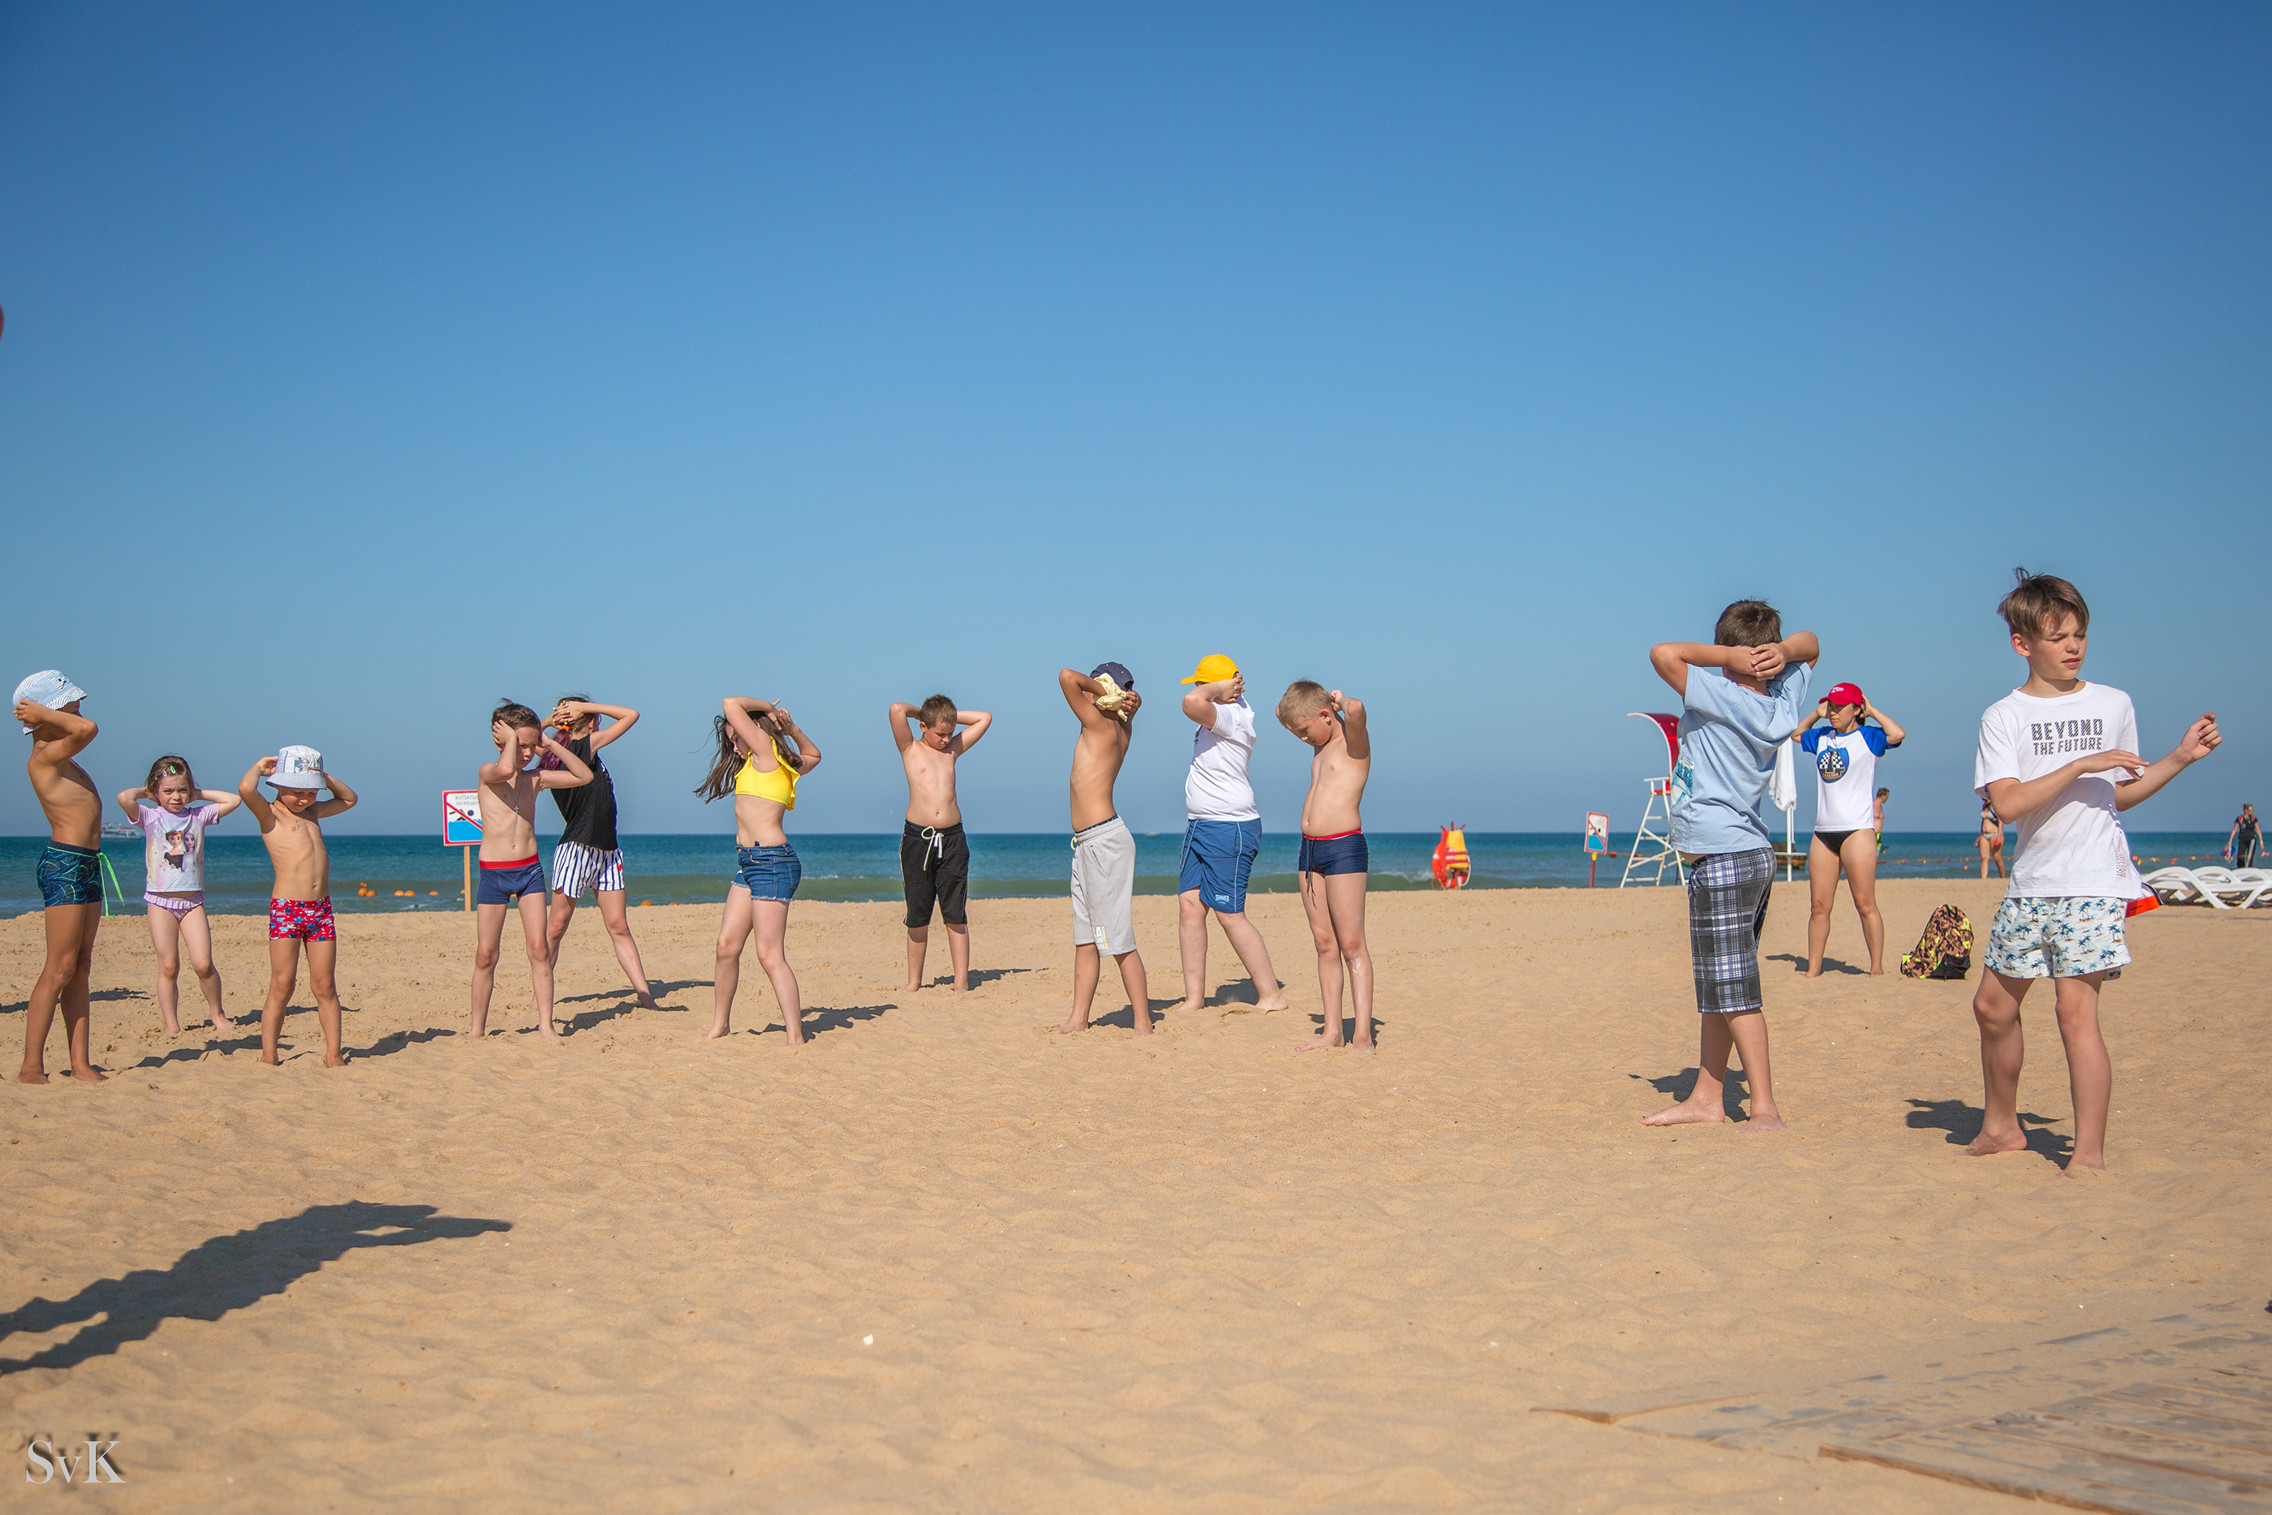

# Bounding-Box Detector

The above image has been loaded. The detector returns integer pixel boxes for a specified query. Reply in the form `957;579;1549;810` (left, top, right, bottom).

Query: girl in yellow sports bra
697;696;822;1046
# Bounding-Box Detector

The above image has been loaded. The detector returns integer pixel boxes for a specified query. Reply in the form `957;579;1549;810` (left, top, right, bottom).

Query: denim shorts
1179;818;1260;913
735;843;801;903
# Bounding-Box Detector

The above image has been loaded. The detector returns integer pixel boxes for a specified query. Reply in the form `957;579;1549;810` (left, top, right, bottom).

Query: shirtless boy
15;671;105;1084
1057;664;1149;1035
470;701;590;1040
238;745;358;1067
1277;683;1374;1051
890;695;993;992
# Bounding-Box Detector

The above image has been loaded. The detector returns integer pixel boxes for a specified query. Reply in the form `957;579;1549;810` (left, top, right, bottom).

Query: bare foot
1739;1109;1787;1133
1964;1130;2028;1157
698;1023;731;1041
2063;1158;2109;1177
1169;998;1207;1016
1802;967;1824;979
951;980;968;994
324;1052;350;1068
162;1019;183;1035
635;994;660;1011
1640;1101;1725;1126
1351;1040;1376;1055
538;1022;562;1040
68;1067;106;1083
1053;1015;1090;1034
1252;996;1289;1013
1300;1036;1344;1052
259;1053;281;1067
16;1068;49;1085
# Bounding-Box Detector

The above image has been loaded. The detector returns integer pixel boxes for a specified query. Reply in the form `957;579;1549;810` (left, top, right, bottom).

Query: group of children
1637;570;2221;1170
17;578;2222;1170
11;661;1374;1082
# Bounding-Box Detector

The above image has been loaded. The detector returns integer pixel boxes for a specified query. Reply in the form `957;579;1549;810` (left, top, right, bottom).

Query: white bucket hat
14;670;88;734
270;745;324;790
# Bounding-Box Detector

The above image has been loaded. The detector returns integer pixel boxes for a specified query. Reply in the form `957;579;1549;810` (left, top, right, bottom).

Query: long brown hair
694;712;798;802
143;755;196;798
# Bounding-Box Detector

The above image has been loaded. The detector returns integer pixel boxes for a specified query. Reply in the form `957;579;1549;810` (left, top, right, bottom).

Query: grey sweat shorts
1071;815;1137;956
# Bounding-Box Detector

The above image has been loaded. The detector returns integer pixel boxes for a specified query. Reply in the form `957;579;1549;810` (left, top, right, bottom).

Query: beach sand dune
3;880;2265;1510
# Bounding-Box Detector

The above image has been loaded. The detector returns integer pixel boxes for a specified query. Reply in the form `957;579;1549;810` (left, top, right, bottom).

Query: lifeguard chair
1618;712;1686;887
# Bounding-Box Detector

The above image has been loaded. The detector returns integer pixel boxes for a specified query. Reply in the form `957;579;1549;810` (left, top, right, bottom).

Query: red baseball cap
1827;682;1866;707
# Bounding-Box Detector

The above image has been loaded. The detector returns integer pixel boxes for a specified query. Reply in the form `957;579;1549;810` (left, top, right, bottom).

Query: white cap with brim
15;670;87;734
270;745;324;790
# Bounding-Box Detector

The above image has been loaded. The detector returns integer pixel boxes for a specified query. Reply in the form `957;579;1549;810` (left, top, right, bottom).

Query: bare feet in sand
1170;997;1208;1017
1640;1100;1725;1126
698;1022;731;1041
1738;1110;1787;1133
1964;1130;2028;1156
323;1051;350;1068
1052;1017;1087;1034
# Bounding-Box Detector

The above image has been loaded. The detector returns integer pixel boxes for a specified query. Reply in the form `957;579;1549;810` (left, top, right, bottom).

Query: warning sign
443;790;482;847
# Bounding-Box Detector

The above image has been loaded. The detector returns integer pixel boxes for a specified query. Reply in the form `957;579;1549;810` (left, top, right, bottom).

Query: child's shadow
3;987;150;1014
1304;1011;1389;1045
354;1027;457;1061
132;1032;264;1069
561;1003;639;1034
556;978;706;1007
798;1002;896;1039
1085;998;1178;1031
1905;1098;2070;1164
1765;953;1867;976
1634;1067;1751;1119
957;968;1034;989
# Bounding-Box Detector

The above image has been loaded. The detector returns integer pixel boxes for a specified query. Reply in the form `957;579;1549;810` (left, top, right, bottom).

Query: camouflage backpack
1899;904;1972;980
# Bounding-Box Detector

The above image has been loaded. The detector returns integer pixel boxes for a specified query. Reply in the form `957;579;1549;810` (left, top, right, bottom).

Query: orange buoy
1431;824;1472;889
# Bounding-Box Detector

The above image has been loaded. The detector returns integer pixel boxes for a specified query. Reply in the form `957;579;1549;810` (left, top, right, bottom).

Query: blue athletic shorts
476;857;547;906
735;843;801;904
37;842;103;907
1297;830;1368;877
1179;818;1260;913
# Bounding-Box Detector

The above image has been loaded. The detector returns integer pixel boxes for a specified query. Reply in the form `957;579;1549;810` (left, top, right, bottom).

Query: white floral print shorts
1984;896;2130;980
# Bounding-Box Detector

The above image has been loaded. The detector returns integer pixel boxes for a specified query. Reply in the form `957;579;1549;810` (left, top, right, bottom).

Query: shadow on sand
1905;1097;2070;1165
1635;1067;1754;1120
1;1201;511;1373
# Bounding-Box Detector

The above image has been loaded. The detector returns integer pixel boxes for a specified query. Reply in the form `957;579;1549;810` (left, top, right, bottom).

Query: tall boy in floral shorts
1969;570;2219;1172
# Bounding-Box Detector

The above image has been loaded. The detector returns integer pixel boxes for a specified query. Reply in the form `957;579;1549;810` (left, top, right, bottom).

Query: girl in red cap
1791;683;1905;975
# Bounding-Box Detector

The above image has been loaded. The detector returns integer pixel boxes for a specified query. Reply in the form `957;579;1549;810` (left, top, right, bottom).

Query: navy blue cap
1091;662;1133;689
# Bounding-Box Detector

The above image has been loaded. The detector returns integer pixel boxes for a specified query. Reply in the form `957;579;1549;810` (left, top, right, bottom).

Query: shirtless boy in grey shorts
1056;662;1149;1035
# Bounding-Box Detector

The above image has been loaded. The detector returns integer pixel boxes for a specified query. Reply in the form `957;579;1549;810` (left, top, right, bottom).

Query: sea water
0;832;2232;918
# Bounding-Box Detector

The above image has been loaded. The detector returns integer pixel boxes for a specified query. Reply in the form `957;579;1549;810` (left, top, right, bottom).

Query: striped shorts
550;842;625;899
1686;847;1775;1015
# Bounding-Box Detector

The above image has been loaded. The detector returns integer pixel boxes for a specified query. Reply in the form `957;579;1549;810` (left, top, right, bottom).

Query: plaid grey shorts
1687;847;1775;1015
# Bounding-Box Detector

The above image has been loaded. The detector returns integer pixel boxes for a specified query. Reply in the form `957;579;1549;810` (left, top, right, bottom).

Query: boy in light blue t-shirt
1641;600;1819;1134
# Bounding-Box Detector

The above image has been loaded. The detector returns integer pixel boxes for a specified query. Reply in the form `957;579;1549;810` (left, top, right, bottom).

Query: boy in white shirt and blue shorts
1969;569;2219;1172
1172;655;1288;1016
1640;601;1820;1133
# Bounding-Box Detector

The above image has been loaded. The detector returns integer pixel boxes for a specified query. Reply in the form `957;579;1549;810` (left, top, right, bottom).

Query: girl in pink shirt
112;756;242;1035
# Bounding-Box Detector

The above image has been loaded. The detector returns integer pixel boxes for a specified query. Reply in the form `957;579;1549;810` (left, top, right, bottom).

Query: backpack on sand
1900;904;1972;980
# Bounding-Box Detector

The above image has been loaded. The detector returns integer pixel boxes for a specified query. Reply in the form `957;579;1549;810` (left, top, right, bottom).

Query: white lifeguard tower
1619;712;1686;887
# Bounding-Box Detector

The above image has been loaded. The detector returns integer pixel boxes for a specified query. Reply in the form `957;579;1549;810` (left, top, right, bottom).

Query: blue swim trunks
1296;830;1369;877
735;842;801;904
1179;819;1260;913
37;842;103;907
476;856;547;906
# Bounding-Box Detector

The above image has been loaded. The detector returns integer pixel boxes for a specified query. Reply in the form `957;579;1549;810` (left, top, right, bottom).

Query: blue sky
2;3;2264;838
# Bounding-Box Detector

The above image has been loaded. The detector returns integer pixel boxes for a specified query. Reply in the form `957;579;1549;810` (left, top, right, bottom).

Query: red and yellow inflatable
1432;825;1471;889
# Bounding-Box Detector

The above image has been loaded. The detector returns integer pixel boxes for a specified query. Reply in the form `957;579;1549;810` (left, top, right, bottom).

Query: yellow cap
1180;654;1241;685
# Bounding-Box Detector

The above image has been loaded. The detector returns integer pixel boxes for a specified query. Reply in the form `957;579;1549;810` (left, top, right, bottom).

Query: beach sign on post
1584;811;1611;887
443;790;481;912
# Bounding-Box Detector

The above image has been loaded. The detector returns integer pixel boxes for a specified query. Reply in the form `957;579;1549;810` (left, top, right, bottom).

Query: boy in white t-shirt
1969;570;2220;1172
1172;655;1287;1016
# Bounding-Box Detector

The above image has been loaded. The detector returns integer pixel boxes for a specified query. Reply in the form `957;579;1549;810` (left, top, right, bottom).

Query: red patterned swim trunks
269;897;336;941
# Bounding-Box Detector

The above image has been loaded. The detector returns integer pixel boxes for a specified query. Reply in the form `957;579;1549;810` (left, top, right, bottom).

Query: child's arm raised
1181;678;1242;730
534;737;593;791
238;758;278;829
314;769;358;819
14;702;96;763
2113;713;2220;812
200;788;245;819
1747;631;1821;681
1058;670;1137;728
955;710;993;752
888;702;918;753
478;722;526;783
1333;691;1369;760
563;701;640;753
1865;701;1907;748
772;707;823;775
1648;643;1749;698
114;788;145;822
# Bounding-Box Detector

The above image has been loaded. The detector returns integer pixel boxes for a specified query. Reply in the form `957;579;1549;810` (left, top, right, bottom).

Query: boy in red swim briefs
239;745;358;1067
1276;683;1374;1052
470;701;590;1041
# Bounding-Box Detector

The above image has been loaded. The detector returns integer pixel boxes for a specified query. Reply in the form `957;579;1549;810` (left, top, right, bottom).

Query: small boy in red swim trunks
238;745;358;1067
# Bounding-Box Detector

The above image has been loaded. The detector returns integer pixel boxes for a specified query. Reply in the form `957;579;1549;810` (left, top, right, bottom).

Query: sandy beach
3;879;2266;1511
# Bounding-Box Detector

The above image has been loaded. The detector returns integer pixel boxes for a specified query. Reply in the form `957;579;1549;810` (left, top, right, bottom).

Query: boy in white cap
1173;654;1286;1016
14;671;106;1083
1055;663;1149;1035
239;745;359;1067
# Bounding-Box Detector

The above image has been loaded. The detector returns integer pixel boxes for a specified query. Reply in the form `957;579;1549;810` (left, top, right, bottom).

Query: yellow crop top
734;753;798;808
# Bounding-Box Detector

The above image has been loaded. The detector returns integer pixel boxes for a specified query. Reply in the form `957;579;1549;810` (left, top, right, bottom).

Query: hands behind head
492;719;513;749
12;699;43;729
1747;643;1788;680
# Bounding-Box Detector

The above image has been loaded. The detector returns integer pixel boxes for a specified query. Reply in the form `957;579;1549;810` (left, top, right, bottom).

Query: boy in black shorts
889;695;992;991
